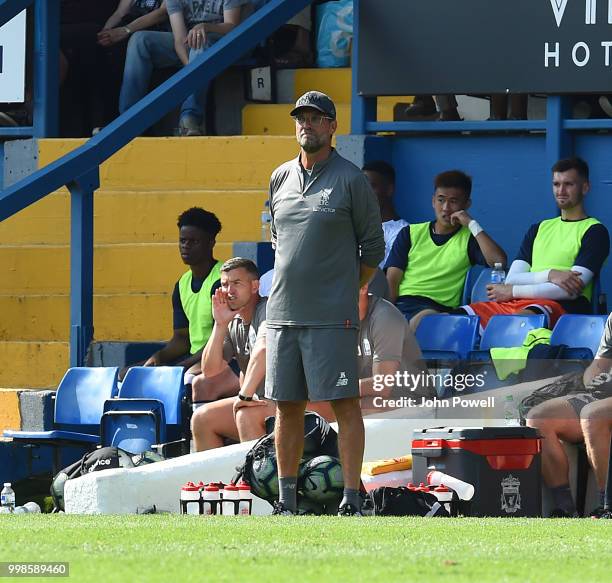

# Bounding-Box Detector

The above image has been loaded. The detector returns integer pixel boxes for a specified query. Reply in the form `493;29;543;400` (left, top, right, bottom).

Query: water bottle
1;483;15;512
491;262;506;284
221;484;239;515
237;482;252;515
202;485;220;515
180;482;201;515
260;200;271;242
503;394;521;426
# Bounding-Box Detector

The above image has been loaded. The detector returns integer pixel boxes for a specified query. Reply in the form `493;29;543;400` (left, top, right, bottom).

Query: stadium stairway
243;67;410;135
0;66;410;435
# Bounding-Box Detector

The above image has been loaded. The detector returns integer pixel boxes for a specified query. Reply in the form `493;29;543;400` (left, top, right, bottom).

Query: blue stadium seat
551;314;608;360
470;268;493;303
461;265;485;305
4;367;119;445
100;399;167;455
116;367;187;454
480;314;546;350
468;314;546;362
415;315;480;360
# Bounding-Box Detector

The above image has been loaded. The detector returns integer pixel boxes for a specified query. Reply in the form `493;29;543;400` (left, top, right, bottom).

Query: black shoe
337;503;364;517
549;508;580;518
589;506;612;519
271;501;294;516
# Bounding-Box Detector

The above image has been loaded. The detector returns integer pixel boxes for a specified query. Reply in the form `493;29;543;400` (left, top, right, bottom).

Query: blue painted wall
365;133;611;300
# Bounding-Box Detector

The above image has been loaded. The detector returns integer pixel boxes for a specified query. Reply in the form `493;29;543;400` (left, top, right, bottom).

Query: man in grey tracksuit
263;91;385;515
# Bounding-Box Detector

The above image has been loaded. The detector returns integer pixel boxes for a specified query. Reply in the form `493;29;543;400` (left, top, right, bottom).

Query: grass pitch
0;514;609;582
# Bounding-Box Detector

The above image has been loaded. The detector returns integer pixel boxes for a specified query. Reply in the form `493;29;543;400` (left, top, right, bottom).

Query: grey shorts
265;326;359;402
567;393;598;415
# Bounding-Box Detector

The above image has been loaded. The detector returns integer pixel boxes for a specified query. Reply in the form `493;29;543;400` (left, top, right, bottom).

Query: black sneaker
549;508;580;518
589;506;612;519
271;501;294;516
337;503;364;517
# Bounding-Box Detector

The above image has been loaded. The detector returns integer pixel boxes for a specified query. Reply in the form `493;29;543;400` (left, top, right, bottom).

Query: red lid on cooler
434;485;451;492
204;485;219;492
407;482;417;491
223;485;239;492
182;482;199;491
237;483;251;491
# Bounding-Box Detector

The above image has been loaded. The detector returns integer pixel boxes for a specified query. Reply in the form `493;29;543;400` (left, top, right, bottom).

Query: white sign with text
0;10;26;103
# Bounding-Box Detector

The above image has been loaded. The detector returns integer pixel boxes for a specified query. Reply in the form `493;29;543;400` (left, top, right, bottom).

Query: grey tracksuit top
266;149;385;328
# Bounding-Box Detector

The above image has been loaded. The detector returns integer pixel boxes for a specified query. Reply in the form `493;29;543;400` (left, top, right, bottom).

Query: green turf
0;515;609;582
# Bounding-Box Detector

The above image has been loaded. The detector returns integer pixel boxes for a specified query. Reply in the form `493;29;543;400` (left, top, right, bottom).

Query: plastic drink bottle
237;482;252;515
202;486;220;515
427;470;475;500
491;262;506;284
180;482;201;515
221;484;239;515
1;483;15;512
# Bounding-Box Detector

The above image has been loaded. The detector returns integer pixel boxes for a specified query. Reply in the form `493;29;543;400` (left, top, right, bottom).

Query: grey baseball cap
290;91;336;120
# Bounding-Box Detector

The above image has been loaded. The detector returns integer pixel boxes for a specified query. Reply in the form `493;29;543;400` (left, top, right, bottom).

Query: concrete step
38;136;297;190
1;242;233;294
0;293;173;342
0;342;68;389
242;101;398;136
0;189;267;245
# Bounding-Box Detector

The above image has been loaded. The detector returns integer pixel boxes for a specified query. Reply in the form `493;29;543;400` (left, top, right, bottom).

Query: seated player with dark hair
385;169;506;331
121;207;222;379
460;157;609;329
362;160;408;269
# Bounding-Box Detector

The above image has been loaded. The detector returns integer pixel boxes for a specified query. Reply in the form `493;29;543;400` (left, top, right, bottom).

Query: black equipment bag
50;446;163;511
368;486;450;517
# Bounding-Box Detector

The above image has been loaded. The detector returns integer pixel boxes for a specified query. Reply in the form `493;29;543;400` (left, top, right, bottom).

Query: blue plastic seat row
4;366;186;456
415;313;608;362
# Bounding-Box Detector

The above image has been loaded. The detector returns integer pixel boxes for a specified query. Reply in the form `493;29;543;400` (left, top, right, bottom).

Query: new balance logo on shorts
336;372;349;387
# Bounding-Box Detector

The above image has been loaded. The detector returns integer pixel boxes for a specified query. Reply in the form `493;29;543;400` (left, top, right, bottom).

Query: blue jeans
119;31;208;123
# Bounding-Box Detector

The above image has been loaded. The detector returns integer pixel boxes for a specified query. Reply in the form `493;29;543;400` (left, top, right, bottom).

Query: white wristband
468;219;483;237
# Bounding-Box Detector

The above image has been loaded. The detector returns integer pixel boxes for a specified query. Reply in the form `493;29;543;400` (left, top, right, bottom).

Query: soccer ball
250;453;279;501
300;455;344;505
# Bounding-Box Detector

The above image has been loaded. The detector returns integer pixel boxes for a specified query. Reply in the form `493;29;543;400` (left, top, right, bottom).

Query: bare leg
581;398;612;491
236;401;276;442
330;397;364;490
275;400;307;478
192;367;240;402
191;398;239;451
527;397;583;487
409;308;441;333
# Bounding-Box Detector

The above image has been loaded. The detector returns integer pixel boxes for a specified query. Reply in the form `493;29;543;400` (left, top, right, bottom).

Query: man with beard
461;158;609;329
266;91;385;516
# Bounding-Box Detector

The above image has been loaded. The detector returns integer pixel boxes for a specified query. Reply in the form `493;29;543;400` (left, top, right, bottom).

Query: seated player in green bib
385;170;507;331
138;207;222;375
460;157;609;329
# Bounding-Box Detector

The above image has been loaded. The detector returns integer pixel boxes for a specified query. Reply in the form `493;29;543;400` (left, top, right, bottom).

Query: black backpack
50;447;163;511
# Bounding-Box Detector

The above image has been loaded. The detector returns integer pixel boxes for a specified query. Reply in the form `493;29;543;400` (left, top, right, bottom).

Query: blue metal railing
0;0;59;137
0;0;314;366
